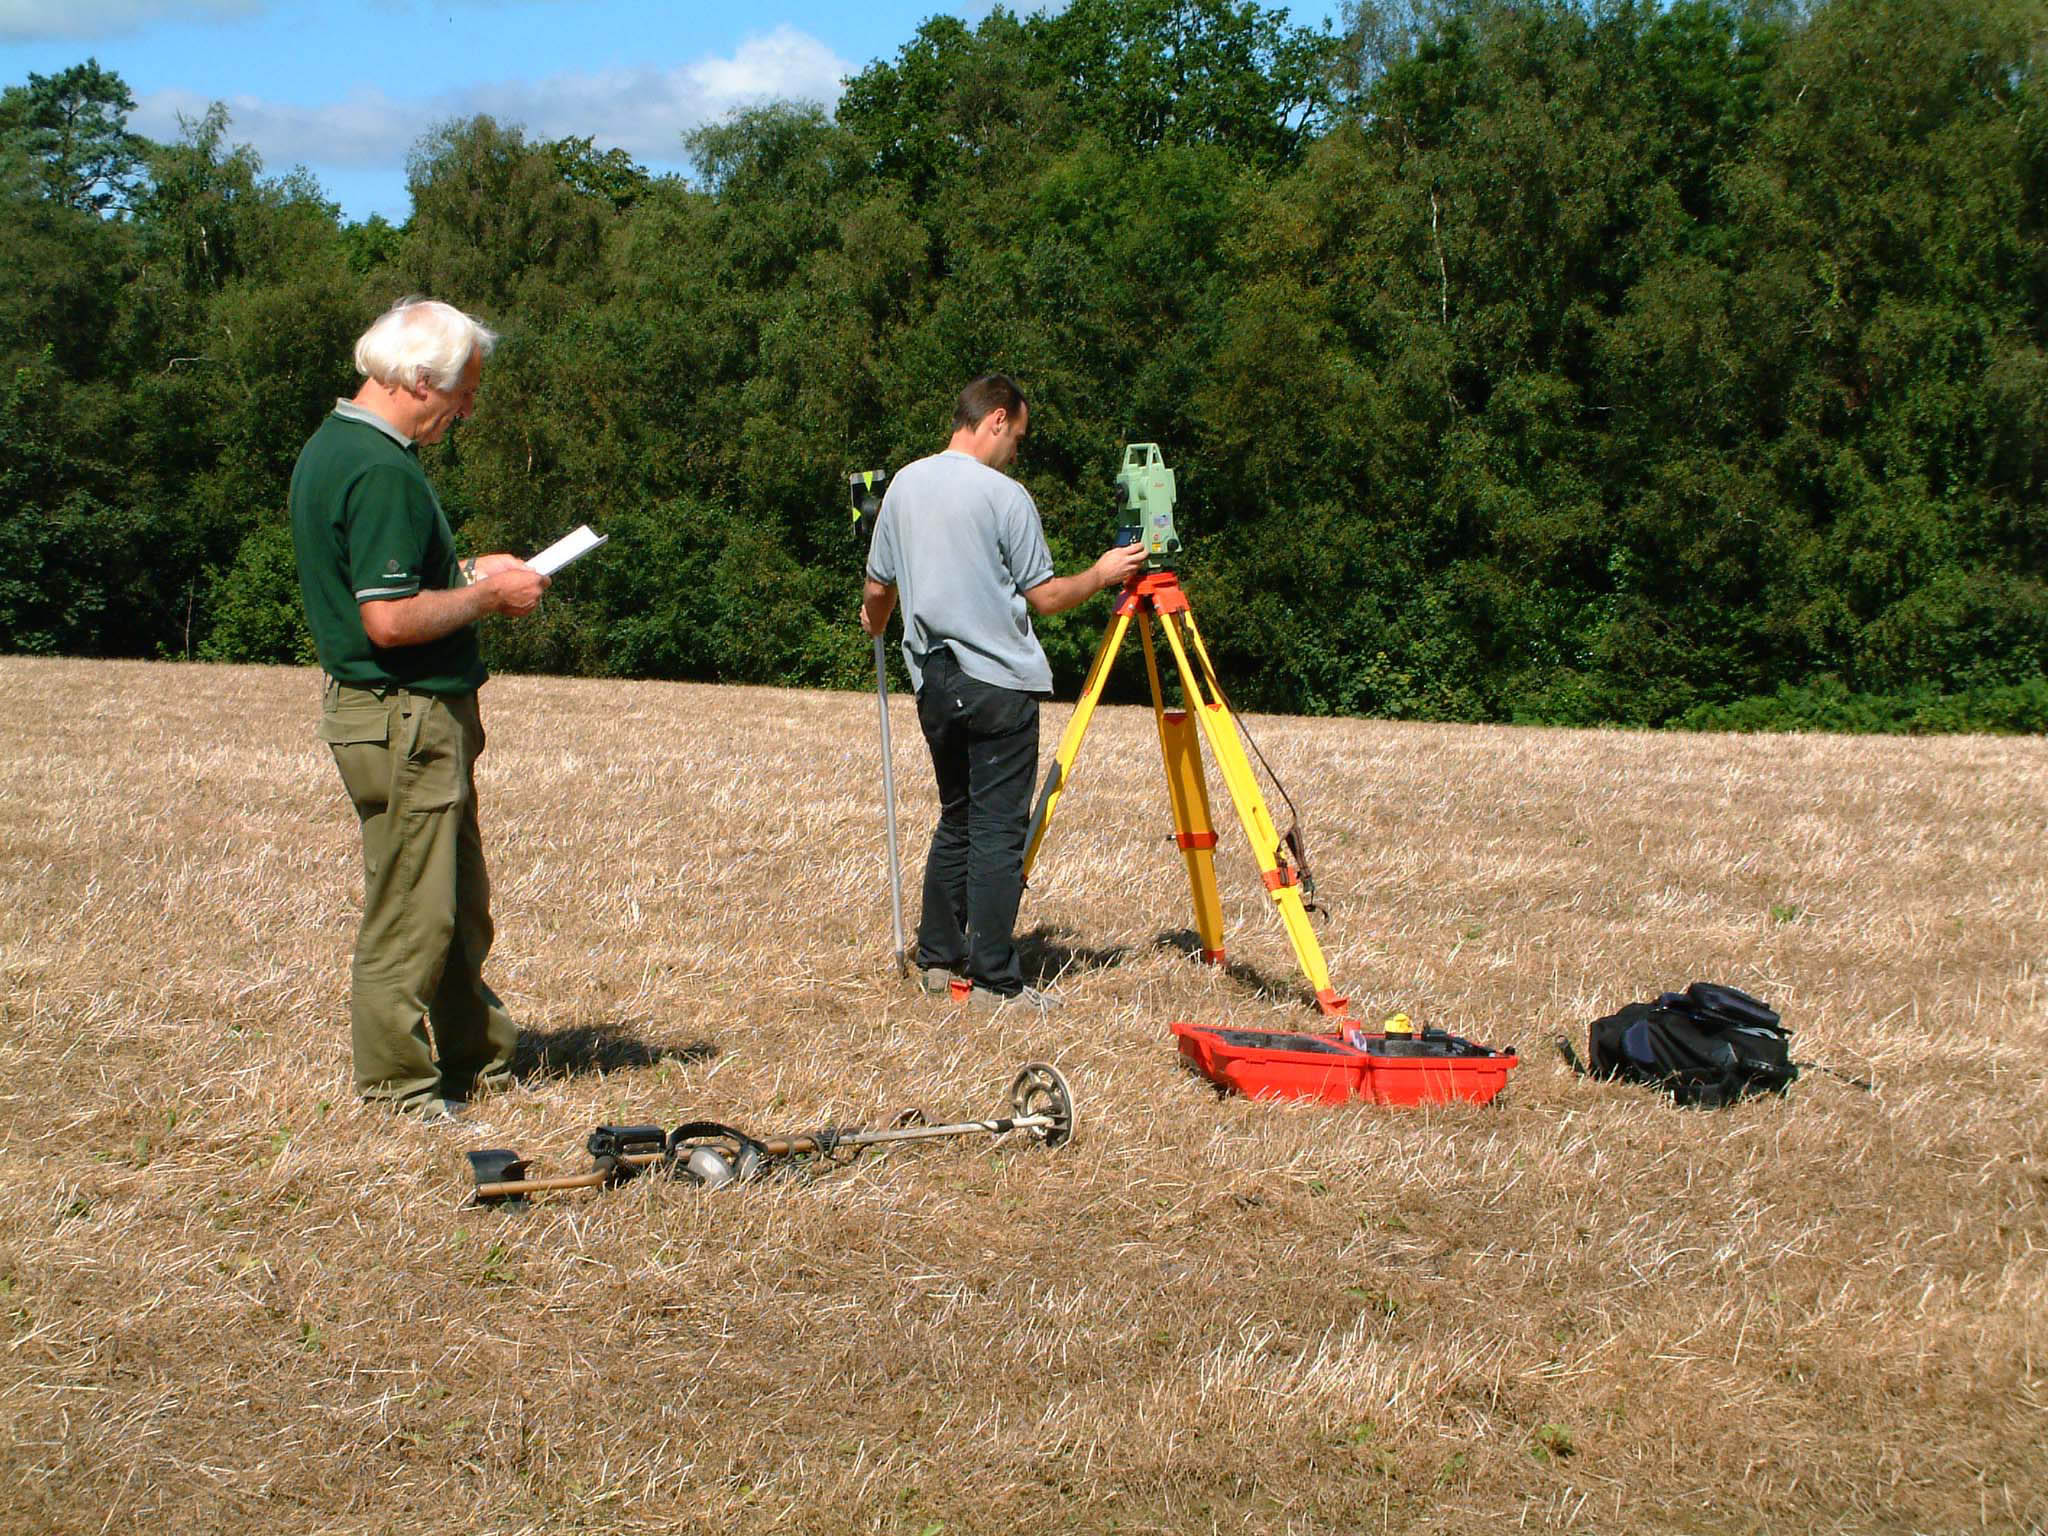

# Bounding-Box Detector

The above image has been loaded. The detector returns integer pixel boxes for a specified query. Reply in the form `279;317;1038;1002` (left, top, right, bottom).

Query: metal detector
850;469;907;974
468;1062;1076;1206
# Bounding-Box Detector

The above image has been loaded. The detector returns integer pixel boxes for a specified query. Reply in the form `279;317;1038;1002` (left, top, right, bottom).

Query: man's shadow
1012;925;1324;1011
512;1024;717;1084
1153;929;1323;1012
1016;924;1129;987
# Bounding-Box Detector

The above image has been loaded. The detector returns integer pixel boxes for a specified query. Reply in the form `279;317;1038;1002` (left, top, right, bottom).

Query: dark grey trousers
913;649;1040;996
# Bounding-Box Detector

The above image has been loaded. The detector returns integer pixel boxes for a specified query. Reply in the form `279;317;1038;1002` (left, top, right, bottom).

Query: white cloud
682;26;847;109
133;84;418;167
471;26;849;158
0;0;262;43
131;25;848;174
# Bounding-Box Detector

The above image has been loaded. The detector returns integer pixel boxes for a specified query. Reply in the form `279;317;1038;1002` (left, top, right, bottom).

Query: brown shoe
399;1098;494;1135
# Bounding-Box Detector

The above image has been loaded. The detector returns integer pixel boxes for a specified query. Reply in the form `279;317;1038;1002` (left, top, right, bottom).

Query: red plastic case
1171;1021;1517;1107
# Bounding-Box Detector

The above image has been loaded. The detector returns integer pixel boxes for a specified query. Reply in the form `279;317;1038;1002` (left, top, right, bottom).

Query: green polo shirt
289;401;486;696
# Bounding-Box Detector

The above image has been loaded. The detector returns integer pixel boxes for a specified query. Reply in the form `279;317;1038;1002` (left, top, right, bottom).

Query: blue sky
0;0;1348;224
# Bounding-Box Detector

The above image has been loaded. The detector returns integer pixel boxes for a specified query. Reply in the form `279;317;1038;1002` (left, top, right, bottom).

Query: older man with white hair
290;297;548;1121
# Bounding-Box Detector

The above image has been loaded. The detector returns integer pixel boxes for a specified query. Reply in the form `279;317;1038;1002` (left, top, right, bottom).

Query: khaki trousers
321;681;517;1104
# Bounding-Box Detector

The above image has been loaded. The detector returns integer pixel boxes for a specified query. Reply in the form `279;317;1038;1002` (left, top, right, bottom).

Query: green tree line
2;0;2042;731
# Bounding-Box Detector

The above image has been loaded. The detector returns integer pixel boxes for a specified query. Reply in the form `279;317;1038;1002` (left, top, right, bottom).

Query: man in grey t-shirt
862;375;1146;1008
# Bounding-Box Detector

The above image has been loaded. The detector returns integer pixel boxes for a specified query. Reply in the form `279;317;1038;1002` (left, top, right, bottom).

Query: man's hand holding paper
482;560;548;616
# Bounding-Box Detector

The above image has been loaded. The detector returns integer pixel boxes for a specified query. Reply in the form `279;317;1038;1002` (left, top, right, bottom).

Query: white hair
353;297;498;391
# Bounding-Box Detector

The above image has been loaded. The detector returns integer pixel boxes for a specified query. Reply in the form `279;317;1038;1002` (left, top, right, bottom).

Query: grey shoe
967;984;1063;1015
913;965;960;998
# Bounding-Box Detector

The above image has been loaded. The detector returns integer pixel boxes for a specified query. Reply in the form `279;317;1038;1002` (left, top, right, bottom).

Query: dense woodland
1;0;2042;730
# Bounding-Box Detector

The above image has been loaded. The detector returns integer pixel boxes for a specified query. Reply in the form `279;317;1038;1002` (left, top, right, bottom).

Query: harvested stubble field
0;653;2043;1536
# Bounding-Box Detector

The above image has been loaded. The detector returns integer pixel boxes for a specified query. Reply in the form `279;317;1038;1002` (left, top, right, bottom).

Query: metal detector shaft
470;1113;1060;1202
763;1111;1060;1157
873;632;907;972
475;1167;629;1199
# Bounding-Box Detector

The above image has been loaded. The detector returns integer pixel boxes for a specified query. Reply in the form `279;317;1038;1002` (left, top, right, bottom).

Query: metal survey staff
858;373;1146;1012
289;297;548;1123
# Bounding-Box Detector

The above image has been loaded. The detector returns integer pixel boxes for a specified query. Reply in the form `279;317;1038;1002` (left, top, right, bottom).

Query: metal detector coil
1009;1062;1074;1148
468;1061;1077;1206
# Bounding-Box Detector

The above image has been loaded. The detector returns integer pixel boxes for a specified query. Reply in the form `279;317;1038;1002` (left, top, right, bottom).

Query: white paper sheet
528;524;608;576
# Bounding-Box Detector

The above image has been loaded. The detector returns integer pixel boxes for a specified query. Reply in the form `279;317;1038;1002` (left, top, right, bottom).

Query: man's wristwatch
461;556;478;584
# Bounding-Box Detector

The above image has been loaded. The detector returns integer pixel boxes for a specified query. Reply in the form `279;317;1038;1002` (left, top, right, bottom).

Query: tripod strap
1282;822;1323;914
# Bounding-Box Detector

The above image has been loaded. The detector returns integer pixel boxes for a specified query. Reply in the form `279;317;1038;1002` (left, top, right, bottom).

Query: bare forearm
361;585;496;648
1025;565;1121;617
1024;544;1155;618
1022;572;1096;616
1024;544;1147;617
861;578;896;637
361;563;547;648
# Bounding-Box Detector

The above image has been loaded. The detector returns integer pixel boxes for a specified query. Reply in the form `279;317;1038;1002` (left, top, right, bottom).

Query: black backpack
1572;982;1797;1108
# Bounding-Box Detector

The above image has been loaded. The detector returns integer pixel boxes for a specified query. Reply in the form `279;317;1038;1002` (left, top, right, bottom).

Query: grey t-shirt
866;449;1056;694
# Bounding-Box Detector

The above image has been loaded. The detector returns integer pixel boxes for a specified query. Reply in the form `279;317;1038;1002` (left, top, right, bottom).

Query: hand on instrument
1093;540;1149;591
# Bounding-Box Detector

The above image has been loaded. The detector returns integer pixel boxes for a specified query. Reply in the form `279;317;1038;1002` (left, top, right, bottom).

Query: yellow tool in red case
1172;1020;1518;1107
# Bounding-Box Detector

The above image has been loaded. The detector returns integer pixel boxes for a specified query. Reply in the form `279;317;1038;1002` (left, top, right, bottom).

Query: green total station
1116;443;1182;566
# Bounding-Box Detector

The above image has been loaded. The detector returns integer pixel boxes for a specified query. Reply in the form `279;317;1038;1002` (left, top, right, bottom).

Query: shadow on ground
513;1025;718;1083
1018;924;1130;986
1152;929;1322;1012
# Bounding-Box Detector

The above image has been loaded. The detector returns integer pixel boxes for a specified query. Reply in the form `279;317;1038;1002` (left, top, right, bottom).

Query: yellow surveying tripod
1021;565;1351;1018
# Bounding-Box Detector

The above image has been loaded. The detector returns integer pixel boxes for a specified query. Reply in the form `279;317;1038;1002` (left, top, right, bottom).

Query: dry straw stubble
0;655;2042;1534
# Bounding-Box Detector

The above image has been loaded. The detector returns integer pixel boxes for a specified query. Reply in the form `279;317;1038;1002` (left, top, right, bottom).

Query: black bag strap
1791;1058;1875;1092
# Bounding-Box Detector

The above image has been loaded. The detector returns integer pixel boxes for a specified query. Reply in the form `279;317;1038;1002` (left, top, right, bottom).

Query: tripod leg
1022;598;1136;881
1156;605;1349;1017
1140;620;1225;964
